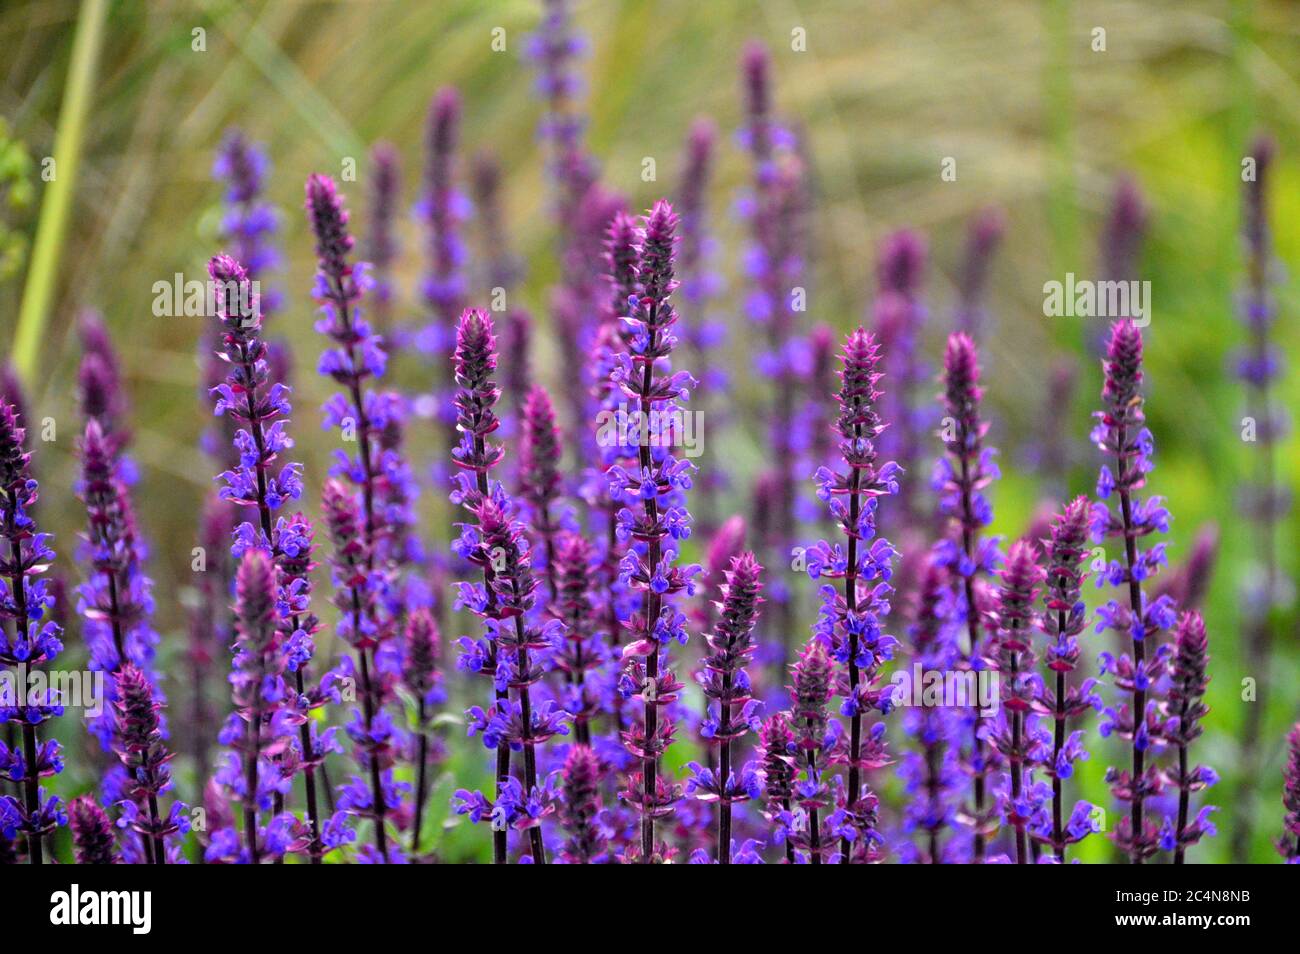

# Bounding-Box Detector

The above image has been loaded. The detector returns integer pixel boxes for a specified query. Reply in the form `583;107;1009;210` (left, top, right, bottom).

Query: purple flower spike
955;208;1004;339
306;173;357;279
449;307;561;864
738;42;806;670
1101;177;1149;284
404;608;444;855
874;231;929;527
1280;724;1300;862
209;250;331;860
527;0;596;230
309;172;413;860
112;663;187;864
898;560;962;863
78;310;129;444
988;540;1045;864
559;744;606;863
230;547;284;864
1162;612;1214;863
0;401;65;863
418;87;469;362
69;796;118;864
804;327;899;863
552;532;607;747
933;331;1002;860
785;638;836;863
75;414;167;833
366;141;401;327
187;494;234;791
608;200;700;863
1092;319;1173;862
208;253;302;536
1032;495;1100;862
520;385;564;598
1230;135;1288;860
691;551;764;863
213;129;281;316
1154;523;1218;613
757;712;797;863
677;117;728;532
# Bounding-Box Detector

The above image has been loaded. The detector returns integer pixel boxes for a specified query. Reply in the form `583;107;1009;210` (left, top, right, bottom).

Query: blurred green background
1;0;1297;862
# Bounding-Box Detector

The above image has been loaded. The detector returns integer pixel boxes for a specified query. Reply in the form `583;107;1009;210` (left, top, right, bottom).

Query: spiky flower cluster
308;172;413;862
417;87;469;365
686;551;764;862
208;253;302;532
932;331;1002;860
897;561;962;863
1160;611;1216;862
110;664;188;864
526;0;596;226
1031;496;1102;862
740;43;808;669
213;129;281;316
1091;319;1178;862
0;402;65;863
558;744;605;863
519;385;565;594
75;419;159;749
986;540;1047;864
69;796;118;865
784;638;836;863
804;327;899;862
607;200;699;863
1281;725;1300;863
367;142;401;324
450;309;566;863
551;532;609;747
873;232;929;524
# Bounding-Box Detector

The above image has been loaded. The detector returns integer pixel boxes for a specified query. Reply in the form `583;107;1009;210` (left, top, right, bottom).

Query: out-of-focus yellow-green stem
13;0;108;385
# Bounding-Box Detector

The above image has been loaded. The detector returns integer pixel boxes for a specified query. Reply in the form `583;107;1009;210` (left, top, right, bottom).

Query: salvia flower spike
403;607;445;855
987;540;1045;864
0;401;65;863
208;252;330;861
526;0;596;231
558;744;605;863
687;551;764;863
213;130;281;317
932;331;1002;859
608;200;700;862
69;795;118;864
111;663;189;864
519;385;564;599
1280;724;1300;863
757;711;797;863
450;309;565;864
897;560;962;863
1091;318;1176;862
786;637;835;863
1161;611;1216;863
228;548;283;864
1032;495;1102;862
366;141;401;329
75;419;161;749
447;308;511;864
873;231;928;526
417;86;469;367
551;532;606;748
1231;134;1287;861
308;173;410;860
806;327;900;863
